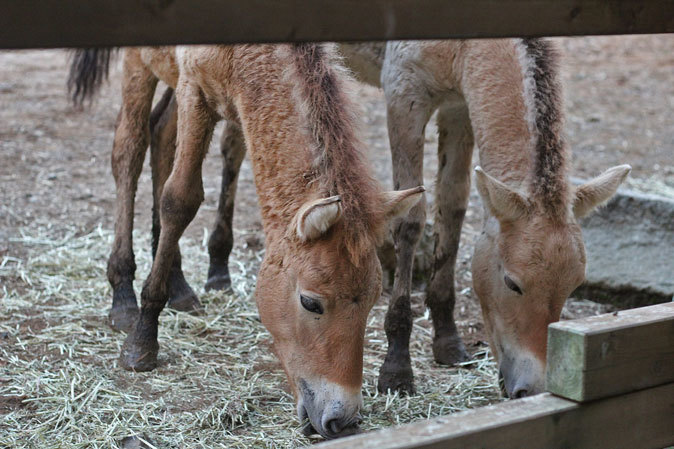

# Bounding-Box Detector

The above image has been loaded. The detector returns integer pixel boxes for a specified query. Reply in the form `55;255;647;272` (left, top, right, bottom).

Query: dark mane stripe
289;44;358;189
287;43;382;258
522;38;569;215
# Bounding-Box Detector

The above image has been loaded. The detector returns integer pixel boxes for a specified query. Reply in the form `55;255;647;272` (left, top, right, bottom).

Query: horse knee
393;202;425;252
394;219;423;249
160;182;203;231
384;293;413;338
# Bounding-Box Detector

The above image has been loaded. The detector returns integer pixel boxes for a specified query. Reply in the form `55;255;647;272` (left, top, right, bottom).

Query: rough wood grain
1;0;673;49
317;383;674;449
546;302;674;402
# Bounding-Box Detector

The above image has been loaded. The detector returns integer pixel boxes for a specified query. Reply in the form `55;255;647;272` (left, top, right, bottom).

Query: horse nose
511;377;537;398
322;407;361;439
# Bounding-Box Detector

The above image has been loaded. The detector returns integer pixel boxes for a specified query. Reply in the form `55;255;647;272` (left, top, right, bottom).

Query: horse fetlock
108;303;139;333
167;272;203;314
432;332;470;366
109;280;139;333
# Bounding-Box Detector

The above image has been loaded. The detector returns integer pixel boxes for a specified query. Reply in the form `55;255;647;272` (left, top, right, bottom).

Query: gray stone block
574;186;674;307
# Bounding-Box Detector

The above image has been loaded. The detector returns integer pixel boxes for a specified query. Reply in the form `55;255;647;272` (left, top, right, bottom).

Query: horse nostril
513;388;529;398
327;418;344;435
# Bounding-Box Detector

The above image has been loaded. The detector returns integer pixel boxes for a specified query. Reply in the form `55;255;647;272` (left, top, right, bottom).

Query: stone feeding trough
573;184;674;308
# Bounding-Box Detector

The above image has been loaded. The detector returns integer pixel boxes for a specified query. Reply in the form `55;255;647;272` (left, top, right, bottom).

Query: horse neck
458;39;570;210
230;45;379;242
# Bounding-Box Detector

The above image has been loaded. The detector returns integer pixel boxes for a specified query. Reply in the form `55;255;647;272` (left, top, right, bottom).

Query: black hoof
432;334;470;366
377;360;415;395
167;291;203;315
119;335;159;372
109;305;139;333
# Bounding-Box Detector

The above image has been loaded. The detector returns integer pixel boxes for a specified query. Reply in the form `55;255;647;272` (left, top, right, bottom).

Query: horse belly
139;47;180;88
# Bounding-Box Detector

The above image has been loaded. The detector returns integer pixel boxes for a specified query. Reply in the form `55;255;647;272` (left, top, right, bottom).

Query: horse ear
573;164;631;219
382;186;425;221
295;195;342;241
474;166;529;222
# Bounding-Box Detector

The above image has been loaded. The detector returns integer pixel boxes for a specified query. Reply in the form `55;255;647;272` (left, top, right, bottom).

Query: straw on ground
0;225;502;448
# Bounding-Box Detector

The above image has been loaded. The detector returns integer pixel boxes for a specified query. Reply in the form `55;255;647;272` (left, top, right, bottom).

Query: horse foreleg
120;80;216;371
149;87;203;314
377;85;433;395
205;120;246;291
107;51;157;333
426;104;473;365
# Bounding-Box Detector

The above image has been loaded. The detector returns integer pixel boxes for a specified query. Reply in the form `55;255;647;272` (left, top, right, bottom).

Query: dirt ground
0;35;672;447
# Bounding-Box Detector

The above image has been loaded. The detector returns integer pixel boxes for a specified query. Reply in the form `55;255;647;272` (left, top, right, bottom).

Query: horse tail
67;48;116;105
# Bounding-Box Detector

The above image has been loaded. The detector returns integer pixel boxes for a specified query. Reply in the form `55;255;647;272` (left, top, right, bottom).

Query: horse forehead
300;243;373;282
501;222;583;270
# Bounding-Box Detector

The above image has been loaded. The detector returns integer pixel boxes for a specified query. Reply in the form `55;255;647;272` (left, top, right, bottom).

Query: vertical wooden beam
546;302;674;402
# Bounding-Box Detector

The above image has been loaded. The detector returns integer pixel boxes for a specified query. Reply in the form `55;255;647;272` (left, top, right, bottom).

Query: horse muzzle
298;378;362;439
498;351;545;399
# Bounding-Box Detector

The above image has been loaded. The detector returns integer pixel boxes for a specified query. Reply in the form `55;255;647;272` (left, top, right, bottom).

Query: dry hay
0;225;502;448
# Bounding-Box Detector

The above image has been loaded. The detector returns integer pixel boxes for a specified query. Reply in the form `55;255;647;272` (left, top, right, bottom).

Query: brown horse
69;43;423;438
340;39;630;397
147;39;630;398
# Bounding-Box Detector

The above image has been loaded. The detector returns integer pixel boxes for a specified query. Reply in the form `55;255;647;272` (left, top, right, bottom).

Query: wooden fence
318;302;674;449
1;0;673;49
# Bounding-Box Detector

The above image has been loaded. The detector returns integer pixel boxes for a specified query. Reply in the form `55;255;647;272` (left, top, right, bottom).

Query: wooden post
546;302;674;402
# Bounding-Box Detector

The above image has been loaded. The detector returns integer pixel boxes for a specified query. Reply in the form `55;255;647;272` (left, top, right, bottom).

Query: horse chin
297;381;328;438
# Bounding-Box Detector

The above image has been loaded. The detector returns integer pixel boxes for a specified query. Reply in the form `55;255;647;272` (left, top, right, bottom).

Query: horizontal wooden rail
546;302;674;402
1;0;673;49
318;382;674;449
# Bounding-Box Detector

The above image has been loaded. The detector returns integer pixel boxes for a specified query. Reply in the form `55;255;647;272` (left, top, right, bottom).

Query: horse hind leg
426;103;473;365
120;80;216;371
377;86;433;395
107;51;158;333
149;87;203;314
205;120;246;291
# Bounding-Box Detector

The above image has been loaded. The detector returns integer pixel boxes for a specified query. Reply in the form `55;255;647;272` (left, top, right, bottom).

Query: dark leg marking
205;120;246;291
426;104;473;365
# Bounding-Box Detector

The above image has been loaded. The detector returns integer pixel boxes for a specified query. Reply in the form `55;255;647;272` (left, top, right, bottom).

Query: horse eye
504;275;523;295
300;294;324;314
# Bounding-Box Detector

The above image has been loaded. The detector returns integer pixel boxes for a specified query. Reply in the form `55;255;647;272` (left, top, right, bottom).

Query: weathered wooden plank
1;0;673;49
317;382;674;449
546;302;674;402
